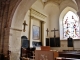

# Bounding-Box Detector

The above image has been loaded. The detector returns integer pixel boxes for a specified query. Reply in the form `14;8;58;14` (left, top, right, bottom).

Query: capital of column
41;21;46;24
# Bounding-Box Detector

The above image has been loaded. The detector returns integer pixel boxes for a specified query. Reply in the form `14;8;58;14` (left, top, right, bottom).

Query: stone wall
0;0;21;55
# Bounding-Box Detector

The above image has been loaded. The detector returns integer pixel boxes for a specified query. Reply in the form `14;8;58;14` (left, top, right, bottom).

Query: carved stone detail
30;8;47;20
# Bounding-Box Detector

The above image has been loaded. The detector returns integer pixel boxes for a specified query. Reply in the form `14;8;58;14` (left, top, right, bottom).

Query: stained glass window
63;11;79;39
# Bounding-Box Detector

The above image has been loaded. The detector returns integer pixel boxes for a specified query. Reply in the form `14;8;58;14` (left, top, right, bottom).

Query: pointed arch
63;11;79;39
59;7;79;40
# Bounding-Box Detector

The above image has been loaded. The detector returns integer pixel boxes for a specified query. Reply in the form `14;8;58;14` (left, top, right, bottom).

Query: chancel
1;0;80;60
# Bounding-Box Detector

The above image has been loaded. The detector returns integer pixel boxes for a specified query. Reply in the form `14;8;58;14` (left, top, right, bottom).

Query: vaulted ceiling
31;0;77;16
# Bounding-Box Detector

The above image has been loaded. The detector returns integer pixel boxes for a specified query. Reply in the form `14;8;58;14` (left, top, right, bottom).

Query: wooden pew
62;58;80;60
56;57;80;60
59;51;80;59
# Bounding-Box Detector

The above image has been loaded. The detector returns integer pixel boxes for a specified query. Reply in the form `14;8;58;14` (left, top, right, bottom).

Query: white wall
74;40;80;50
21;10;30;38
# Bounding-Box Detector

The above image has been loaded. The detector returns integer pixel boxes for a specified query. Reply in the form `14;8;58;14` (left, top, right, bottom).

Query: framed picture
32;25;40;40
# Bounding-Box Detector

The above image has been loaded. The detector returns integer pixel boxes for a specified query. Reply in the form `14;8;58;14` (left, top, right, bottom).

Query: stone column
9;28;22;60
41;21;46;46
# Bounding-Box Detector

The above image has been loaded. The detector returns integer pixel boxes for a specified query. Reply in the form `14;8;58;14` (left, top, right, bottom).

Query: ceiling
31;0;77;16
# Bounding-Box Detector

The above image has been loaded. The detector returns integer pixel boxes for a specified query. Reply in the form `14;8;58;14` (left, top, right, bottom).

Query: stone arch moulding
9;0;37;60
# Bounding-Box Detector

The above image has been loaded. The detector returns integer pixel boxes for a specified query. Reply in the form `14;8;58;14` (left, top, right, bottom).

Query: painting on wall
32;25;40;40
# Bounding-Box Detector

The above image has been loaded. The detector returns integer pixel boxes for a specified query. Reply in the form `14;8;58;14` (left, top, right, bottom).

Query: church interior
1;0;80;60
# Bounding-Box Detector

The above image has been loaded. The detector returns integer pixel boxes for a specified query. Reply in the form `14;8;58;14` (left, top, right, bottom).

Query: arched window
63;11;79;39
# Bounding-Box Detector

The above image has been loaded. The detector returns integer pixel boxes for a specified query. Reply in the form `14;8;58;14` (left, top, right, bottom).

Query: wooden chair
26;47;35;60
